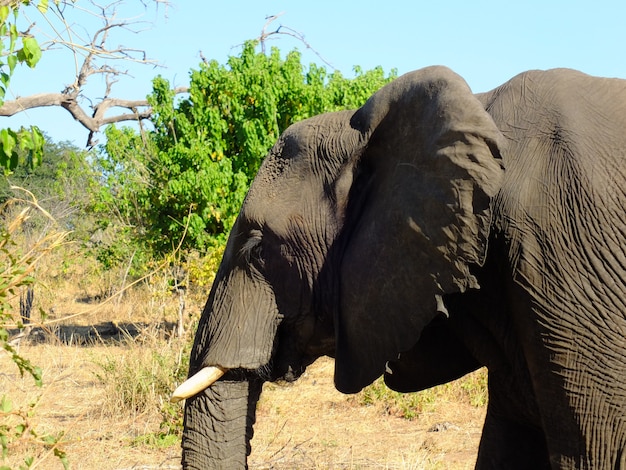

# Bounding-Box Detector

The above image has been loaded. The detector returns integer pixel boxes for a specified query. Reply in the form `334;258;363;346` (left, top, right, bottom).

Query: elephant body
180;67;626;469
480;71;626;468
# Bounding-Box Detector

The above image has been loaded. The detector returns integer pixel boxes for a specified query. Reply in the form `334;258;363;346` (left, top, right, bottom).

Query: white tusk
170;366;227;403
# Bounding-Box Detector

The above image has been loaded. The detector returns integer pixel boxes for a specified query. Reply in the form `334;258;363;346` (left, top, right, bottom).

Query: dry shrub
0;192;71;469
91;328;190;446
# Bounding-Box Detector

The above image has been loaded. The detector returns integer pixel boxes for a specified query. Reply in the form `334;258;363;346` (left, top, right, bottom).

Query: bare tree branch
3;5;325;149
0;85;187;149
255;13;335;69
0;94;71;116
1;0;179;147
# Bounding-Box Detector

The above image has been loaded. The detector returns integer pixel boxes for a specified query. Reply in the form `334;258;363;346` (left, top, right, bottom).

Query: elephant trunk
182;379;263;469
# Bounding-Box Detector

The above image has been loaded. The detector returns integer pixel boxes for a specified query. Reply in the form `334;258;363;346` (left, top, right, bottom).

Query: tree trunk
182;379;262;469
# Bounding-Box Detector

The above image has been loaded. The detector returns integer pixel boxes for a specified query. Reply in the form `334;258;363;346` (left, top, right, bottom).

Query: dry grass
1;266;486;470
0;341;181;469
249;358;485;469
2;341;485;470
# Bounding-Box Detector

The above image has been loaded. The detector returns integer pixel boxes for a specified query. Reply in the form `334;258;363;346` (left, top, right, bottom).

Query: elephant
173;66;626;469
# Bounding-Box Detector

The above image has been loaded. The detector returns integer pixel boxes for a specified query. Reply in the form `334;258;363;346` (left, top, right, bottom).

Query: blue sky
8;0;626;146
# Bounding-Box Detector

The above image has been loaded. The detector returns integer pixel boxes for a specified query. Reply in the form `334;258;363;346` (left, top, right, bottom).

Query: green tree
1;139;98;231
104;42;396;256
0;138;133;282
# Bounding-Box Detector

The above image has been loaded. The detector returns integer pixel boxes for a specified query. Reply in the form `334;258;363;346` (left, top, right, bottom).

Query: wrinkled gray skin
182;66;626;469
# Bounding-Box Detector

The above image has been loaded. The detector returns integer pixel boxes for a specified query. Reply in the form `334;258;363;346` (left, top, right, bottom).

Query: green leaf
0;434;7;460
0;128;16;158
28;127;44;168
6;54;16;74
54;448;70;470
0;6;8;25
18;38;42;68
32;366;43;387
0;395;11;413
38;0;49;13
9;24;17;53
18;128;33;151
31;126;44;148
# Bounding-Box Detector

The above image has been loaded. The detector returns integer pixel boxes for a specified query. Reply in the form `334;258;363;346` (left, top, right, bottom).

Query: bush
102;42;396;257
92;331;191;445
356;368;488;420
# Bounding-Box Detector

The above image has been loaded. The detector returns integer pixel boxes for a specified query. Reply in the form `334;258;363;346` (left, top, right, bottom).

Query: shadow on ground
8;321;179;346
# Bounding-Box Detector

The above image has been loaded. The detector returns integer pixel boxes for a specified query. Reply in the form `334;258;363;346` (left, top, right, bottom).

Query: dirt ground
250;357;485;469
2;331;485;470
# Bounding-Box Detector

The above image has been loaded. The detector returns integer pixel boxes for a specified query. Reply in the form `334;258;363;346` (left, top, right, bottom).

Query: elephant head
176;66;505;468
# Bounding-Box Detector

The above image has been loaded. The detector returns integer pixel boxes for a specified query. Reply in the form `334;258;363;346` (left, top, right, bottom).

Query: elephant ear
335;66;505;393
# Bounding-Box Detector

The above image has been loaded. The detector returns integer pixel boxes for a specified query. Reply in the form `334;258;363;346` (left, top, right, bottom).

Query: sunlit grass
355;368;488;420
91;329;190;445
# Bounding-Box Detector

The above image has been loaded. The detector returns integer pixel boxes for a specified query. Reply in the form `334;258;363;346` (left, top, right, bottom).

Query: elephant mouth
172;359;310;403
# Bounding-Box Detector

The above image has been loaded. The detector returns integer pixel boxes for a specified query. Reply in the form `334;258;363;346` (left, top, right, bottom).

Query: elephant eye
240;229;264;266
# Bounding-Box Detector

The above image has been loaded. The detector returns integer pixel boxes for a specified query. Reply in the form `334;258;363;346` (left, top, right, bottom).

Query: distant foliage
1;139;107;257
1;140;93;204
103;41;396;255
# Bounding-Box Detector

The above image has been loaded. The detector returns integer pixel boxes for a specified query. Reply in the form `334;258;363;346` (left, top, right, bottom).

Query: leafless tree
255;12;334;69
0;0;188;146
